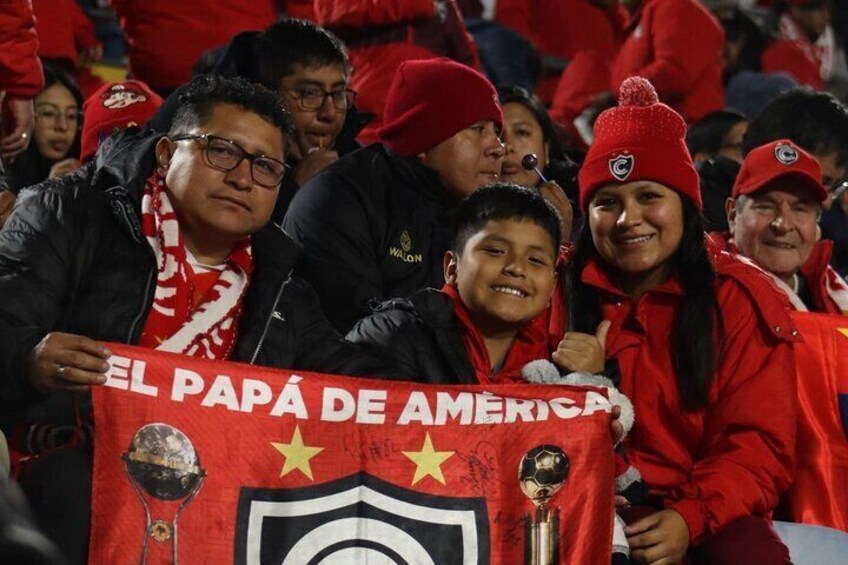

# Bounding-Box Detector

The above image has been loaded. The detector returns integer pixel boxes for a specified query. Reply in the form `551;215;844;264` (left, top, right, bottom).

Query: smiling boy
348;184;605;384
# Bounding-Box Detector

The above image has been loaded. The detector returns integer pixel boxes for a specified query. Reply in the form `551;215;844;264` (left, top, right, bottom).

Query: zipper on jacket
107;190;156;344
249;269;293;364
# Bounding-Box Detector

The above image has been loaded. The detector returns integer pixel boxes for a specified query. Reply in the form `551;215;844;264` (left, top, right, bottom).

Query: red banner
90;344;615;564
786;312;848;531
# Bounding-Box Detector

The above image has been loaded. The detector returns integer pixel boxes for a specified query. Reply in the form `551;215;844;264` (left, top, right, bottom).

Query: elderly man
714;139;848;314
0;74;383;562
282;58;508;332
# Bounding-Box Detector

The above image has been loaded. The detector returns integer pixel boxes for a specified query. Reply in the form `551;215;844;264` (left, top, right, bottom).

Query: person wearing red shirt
609;0;725;122
108;0;278;95
0;0;43;161
569;77;796;563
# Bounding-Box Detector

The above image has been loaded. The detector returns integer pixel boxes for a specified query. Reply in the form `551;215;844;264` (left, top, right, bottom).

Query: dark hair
451;183;562;256
253;19;350;91
567;195;723;409
498;86;565;161
743;88;848;166
686;110;748;158
170;75;294;139
42;62;84;111
719;9;767;78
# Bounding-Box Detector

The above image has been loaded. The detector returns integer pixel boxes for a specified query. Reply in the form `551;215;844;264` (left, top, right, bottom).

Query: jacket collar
581;256;684;300
379;144;452;204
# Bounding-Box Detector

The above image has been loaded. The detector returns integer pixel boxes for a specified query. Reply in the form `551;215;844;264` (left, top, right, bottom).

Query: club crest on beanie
578;77;701;210
377;58;503;157
81;80;164;163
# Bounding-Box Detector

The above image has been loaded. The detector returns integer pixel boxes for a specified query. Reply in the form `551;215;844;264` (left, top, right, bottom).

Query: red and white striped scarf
139;171;252;359
780;13;835;81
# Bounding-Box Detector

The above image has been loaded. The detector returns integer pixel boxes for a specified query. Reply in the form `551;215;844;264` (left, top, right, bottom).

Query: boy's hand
26;332;112;393
626;509;690;564
552;320;610;373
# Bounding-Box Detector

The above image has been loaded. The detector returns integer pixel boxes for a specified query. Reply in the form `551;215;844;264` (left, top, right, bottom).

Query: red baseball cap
731;139;827;202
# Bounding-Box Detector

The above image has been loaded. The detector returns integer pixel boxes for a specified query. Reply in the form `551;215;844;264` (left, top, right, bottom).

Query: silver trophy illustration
122;423;206;565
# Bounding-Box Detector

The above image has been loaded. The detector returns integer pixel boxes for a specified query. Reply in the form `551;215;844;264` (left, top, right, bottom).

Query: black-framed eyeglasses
284;86;357;111
171;134;287;188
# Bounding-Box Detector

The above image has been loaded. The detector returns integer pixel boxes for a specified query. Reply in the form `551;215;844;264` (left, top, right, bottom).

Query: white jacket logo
609;154;634;182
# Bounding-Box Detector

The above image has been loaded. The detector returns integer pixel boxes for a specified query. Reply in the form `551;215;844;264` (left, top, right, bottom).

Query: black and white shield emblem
609;154;634;182
774;143;799;165
234;473;490;564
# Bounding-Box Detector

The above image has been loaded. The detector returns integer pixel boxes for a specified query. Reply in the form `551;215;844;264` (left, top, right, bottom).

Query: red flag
786;312;848;531
89;344;615;564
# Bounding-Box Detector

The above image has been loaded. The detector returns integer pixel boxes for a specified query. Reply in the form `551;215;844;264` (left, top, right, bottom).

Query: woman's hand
48;158;82;179
538;180;573;241
626;509;690;564
552;320;610;373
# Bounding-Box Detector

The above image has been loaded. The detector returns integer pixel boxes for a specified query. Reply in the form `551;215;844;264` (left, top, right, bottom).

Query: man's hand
292;148;339;186
626;509;690;565
48;158;82;179
538;180;573;241
1;95;35;160
552;320;610;373
26;332;112;393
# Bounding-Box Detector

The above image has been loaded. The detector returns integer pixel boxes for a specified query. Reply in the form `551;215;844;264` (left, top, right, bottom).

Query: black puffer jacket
0;128;385;432
282;143;457;333
347;289;477;385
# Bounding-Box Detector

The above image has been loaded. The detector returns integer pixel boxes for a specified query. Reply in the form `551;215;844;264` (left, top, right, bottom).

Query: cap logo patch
609;153;634;182
774;143;799;165
100;84;148;110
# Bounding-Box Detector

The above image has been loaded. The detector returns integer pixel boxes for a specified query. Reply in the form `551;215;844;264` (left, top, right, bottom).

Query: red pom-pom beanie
577;77;701;210
378;58;503;157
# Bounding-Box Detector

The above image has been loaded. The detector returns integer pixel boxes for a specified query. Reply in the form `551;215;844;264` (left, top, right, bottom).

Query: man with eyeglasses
712;139;848;315
0;74;386;563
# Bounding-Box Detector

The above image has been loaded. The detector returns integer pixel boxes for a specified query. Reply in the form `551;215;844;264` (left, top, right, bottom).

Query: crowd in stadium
0;0;846;563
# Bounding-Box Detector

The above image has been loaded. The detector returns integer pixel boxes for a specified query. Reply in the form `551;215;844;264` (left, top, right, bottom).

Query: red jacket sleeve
613;0;723;103
313;0;435;28
68;0;99;51
0;0;43;98
666;281;797;544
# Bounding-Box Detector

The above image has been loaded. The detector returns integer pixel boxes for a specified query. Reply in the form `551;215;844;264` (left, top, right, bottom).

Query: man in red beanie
80;80;163;163
283;58;506;332
713;139;848;314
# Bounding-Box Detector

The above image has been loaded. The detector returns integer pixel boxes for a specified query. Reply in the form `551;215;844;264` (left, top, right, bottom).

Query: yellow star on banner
838;328;848;339
270;426;324;480
402;433;454;485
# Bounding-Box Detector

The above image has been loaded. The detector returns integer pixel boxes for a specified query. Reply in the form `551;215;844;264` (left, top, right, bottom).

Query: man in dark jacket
282;58;507;333
0;74;383;562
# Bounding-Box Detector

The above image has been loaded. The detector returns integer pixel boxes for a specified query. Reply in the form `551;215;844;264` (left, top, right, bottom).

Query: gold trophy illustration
123;423;206;565
519;445;569;565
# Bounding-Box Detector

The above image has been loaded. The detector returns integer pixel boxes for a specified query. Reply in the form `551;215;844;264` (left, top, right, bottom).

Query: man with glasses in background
0;74;385;563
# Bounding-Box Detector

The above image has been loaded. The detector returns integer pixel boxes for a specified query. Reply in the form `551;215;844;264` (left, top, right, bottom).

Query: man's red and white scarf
780;13;835;81
139;172;252;359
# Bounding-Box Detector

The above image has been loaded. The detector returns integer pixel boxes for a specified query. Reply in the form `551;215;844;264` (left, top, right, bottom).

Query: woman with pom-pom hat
568;77;797;563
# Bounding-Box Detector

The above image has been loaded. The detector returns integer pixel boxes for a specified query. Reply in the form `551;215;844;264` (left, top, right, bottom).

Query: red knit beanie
378;58;503;157
578;77;701;210
81;80;163;163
